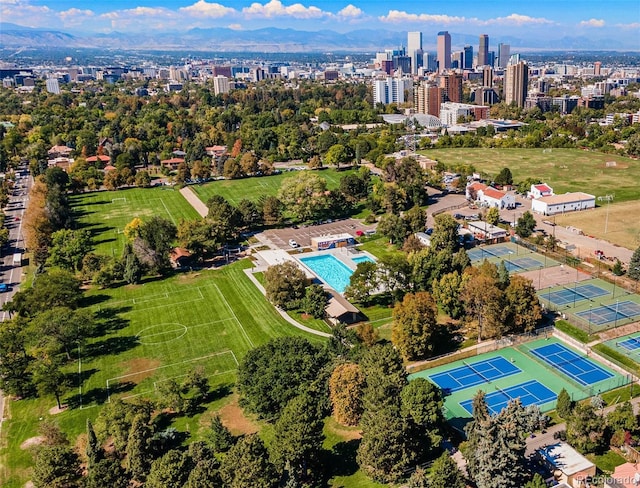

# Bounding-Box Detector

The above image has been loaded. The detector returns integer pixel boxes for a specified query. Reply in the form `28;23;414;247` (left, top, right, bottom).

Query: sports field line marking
106;350;236;402
138;324;188;340
106;287;205;308
212;282;255;348
160;197;176;225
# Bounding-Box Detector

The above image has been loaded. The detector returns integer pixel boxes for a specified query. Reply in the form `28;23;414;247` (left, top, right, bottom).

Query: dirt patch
49;405;67;415
118;358;162;384
217;395;259;436
25;481;34;488
596;321;640;342
20;436;44;450
325;418;362;441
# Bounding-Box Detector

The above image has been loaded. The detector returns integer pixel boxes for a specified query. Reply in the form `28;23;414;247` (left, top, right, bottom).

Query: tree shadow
66;380;136;409
83;335;139;359
80;293;112;307
323;438;361;481
92;307;132;336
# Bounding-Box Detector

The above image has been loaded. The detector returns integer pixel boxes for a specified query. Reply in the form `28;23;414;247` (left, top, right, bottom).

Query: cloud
58;8;95;27
379;10;466;24
579;18;605;27
616;22;640;29
179;1;236;18
337;4;363;18
0;0;54;27
482;13;553;25
243;0;326;19
228;23;243;30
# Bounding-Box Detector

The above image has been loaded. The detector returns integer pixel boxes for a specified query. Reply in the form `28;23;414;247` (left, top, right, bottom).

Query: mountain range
0;22;631;52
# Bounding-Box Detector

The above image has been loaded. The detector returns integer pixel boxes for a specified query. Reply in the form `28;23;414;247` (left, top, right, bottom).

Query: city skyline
2;0;638;47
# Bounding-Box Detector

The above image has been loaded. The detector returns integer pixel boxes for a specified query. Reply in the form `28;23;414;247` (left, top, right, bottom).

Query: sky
2;0;639;44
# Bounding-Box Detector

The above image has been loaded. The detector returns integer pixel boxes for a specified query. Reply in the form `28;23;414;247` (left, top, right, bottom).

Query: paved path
243;268;331;338
179;186;208;218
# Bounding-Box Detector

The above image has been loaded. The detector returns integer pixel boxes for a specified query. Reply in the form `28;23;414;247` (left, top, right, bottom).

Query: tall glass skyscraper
437;31;451;73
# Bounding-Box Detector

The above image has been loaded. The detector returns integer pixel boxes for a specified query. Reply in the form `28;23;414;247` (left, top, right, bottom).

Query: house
170;247;193;268
48;145;73;158
415;232;431;247
466;181;488;200
160;157;185;171
86;155;110;165
537;442;596;488
466;221;507;243
605;462;640;488
205;145;228;158
477;187;516;209
530;183;554;199
531;192;596;216
325;289;361;324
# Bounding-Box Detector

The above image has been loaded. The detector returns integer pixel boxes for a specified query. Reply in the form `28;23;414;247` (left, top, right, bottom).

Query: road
0;164;31;319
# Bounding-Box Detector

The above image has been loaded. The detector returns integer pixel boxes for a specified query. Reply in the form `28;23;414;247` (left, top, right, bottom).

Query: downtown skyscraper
437;31;451;73
407;31;423;74
478;34;489;67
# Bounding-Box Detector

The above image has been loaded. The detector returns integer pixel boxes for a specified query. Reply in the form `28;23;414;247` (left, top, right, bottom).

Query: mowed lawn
423;148;640;203
71;187;200;256
191;168;354;205
1;261;324;488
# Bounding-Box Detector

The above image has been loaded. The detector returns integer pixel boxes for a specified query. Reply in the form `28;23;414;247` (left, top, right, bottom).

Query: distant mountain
0;23;635;52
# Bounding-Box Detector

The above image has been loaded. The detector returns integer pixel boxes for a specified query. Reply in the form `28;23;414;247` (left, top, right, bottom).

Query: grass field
190;168;354;205
554;200;640;250
71;187;200;256
0;261;325;488
422;148;640;203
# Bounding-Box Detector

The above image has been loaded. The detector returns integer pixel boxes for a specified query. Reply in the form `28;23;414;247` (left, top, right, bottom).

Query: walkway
179;186;208;218
242;268;331;338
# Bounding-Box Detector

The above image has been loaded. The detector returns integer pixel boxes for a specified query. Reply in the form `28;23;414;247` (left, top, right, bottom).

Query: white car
288;239;299;248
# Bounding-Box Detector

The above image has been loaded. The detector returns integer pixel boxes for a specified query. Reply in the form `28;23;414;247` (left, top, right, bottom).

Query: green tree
486;206;501;226
32;445;82;488
401;378;445;448
497;260;510;289
237;337;327;419
391;292;442;361
515;211;536;238
430;213;460;253
607;401;638;433
432;271;468;319
86;419;102;469
6;269;83;317
277;171;329;222
324;143;350;168
403;205;426;233
328;362;365;426
302;284;328;319
344;261;378;305
407;467;429;488
629;246;640;281
134;216;177;274
429;451;466;488
123;250;143;284
264;261;308;310
566;402;607;454
360;343;407;411
146;449;191;488
524;474;547;488
504;275;542;333
84;458;129;488
377;213;407;245
271;393;325;483
207;415;234;453
0;318;33;397
30;348;70;409
30;306;95;360
47;229;92;272
494;167;513;186
261;195;284;226
556;388;573;419
125;414;154;482
219;434;278;488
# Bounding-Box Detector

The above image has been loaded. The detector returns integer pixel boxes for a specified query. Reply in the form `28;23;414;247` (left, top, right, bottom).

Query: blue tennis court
529;343;614;386
468;245;514;262
576;301;640;326
546;283;610;307
500;256;544;272
429;356;521;393
618;335;640;351
460;380;556;415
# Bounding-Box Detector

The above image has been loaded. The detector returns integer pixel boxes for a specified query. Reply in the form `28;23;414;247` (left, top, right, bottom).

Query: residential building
531;192;596;216
415;83;444;116
483;66;493;87
373;77;409;105
606;463;640;488
537;443;596;488
439;73;463;103
474;87;499;105
504;61;529;107
437;31;451;73
477;187;515;209
529;183;554;199
478;34;489;67
439;102;489;126
212;75;230;95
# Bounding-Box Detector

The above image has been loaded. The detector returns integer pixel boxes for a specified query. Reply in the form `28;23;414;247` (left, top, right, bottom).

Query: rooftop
538;192;596;205
538;442;595;477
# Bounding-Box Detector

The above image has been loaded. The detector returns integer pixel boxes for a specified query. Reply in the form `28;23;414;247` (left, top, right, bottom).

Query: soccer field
71;187;200;256
191;168;354;205
423;148;640;203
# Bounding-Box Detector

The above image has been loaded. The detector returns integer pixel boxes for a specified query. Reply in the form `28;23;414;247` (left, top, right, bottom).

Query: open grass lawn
0;261;325;488
191;168;355;205
71;186;200;256
555;200;640;250
423;148;640;203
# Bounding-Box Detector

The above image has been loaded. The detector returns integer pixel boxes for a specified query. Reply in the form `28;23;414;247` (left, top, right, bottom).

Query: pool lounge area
298;251;375;294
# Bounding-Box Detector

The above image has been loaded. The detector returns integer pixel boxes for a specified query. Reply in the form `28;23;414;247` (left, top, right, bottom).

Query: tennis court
529;343;614;386
501;256;546;273
545;283;610;307
575;301;640;326
429;356;521;393
460;380;556;415
467;245;514;261
617;335;640;352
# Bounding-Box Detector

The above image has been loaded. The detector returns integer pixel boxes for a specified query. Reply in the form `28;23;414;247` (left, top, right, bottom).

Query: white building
466;221;507;243
212;75;230;95
537;442;596;488
439;102;489;126
46;78;60;94
478;187;516;209
373;77;410;105
531;192;596;216
529;183;554;199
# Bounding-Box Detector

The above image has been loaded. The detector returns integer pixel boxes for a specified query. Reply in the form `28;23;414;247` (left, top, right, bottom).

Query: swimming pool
299;254;356;293
352;255;375;265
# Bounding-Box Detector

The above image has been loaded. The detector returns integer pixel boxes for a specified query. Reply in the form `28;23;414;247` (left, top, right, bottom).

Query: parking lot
257;218;377;250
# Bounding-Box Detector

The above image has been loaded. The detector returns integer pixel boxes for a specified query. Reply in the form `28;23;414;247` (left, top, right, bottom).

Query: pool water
299;254;356;293
352;255;374;265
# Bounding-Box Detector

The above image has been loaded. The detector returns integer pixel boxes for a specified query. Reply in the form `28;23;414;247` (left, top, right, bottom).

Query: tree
432;271;468;319
237;198;262;230
430;213;460;253
30;307;95;360
301;284;328;319
7;269;83;317
377;213;407;245
407;467;429;488
401;378;445;448
135;170;152;187
629;246;640;281
607;401;638;434
324;143;350;169
328;363;365;426
206;194;241;242
344;261;378;305
84;458;129;488
504;275;542;333
86;419;102;469
556;388;573;419
146;449;192;488
613;259;624;276
31;445;82;488
0;318;33;398
219;434;278;488
30;348;70;410
429;451;466;488
360;343;407;411
277;171;329;222
207;415;234;453
123;250;143;284
486;206;501;226
566;402;607;454
264;261;308;310
392;292;442;361
355;322;379;347
261;195;283;226
271;393;325;483
125;414;154;482
237;337;327;419
134;216;177;274
497;260;510;289
47;229;92;272
524;474;547;488
494;167;513;186
515;211;536;238
460;270;506;340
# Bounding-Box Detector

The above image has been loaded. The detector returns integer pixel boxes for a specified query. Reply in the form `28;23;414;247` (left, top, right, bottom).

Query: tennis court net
562;284;594;303
462;360;492;384
617;337;640;349
504;258;526;271
599;302;632;319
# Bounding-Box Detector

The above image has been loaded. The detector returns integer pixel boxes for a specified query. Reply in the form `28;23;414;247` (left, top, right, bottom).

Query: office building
213;75;230;95
423;53;437;72
498;43;510;68
439;102;489;126
407;31;423;74
437;31;451;73
393;55;412;75
463;45;473;70
504;61;529;107
483;66;493;88
46;78;61;94
594;61;602;76
478;34;489;67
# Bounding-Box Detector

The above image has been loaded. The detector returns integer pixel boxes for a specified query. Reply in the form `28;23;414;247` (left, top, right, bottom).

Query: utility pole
597;195;614;233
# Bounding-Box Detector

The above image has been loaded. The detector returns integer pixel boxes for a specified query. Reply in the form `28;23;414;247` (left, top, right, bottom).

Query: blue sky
2;0;639;44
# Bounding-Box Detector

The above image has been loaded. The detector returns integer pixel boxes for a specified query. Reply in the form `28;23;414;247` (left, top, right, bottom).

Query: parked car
0;283;8;292
288;239;299;248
